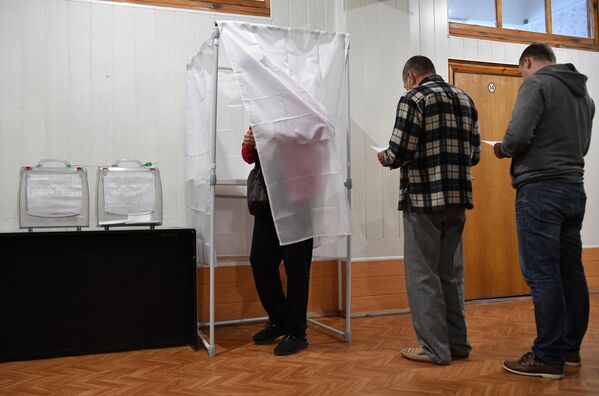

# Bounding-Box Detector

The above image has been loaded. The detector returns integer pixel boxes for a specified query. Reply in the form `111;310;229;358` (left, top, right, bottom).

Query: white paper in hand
370;145;389;152
482;140;501;146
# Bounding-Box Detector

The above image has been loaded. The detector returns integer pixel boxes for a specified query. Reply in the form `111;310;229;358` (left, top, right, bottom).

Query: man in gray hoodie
494;43;594;379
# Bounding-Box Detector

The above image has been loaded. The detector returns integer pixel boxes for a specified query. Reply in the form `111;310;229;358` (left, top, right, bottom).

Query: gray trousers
403;203;471;364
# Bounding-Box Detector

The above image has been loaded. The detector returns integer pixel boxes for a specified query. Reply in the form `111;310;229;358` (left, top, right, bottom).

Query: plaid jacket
384;75;480;212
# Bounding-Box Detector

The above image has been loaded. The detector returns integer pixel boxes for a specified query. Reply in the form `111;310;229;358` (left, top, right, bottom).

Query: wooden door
449;61;529;300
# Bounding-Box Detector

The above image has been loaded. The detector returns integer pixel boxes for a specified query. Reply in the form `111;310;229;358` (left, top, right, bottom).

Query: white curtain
186;22;350;258
185;40;214;264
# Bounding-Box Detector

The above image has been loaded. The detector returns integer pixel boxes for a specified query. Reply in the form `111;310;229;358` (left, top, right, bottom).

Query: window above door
448;0;599;51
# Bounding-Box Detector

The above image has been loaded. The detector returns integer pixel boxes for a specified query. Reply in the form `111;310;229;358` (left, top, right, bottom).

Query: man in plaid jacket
377;55;481;365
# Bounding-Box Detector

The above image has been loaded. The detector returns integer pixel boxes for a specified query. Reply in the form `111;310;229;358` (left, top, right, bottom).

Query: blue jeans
516;181;589;366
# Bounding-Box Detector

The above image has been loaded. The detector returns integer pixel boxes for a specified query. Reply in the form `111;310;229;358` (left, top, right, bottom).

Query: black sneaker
252;323;285;345
564;353;582;367
451;353;469;361
273;335;308;356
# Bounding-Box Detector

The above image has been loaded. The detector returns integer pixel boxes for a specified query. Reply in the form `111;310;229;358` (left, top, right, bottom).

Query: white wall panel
476;39;493;63
132;7;156;161
89;2;115;226
449;35;464;59
67;1;92;164
345;0;368;255
433;0;449;79
490;40;507;64
90;2;115;165
344;0;413;257
419;0;436;60
379;0;402;242
22;0;46;163
463;37;478;60
408;0;420;55
504;42;526;64
307;0;325;31
324;0;339;31
45;0;70;159
153;9;178;225
289;0;308;29
112;5;137;164
362;0;383;241
0;0;23;227
271;0;290;26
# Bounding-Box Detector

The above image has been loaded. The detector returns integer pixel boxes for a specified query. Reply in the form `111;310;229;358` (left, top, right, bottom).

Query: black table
0;229;199;362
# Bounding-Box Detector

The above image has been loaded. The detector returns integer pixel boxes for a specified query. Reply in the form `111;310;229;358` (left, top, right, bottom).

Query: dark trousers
249;212;313;337
516;181;589;366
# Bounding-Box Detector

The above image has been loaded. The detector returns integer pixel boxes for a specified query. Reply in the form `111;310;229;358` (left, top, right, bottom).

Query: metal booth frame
197;23;352;358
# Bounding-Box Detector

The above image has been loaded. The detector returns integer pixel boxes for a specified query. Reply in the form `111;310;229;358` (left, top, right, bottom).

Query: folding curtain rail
196;24;352;358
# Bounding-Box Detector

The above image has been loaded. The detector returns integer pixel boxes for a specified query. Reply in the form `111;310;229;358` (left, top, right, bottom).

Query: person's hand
377;151;388;167
493;142;503;159
243;129;255;148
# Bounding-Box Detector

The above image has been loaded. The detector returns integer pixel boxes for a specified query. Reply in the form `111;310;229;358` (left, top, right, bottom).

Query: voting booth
19;159;90;230
186;21;352;357
96;160;163;228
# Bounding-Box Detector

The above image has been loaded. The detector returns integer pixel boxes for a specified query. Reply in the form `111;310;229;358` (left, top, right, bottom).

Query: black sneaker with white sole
273;335;308;356
252;322;285;345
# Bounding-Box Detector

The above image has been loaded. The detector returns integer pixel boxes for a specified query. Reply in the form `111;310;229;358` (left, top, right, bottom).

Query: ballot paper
103;172;156;215
27;174;82;217
482;140;502;146
370;145;389;152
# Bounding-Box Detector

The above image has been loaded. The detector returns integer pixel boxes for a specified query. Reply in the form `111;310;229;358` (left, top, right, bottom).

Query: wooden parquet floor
1;295;598;395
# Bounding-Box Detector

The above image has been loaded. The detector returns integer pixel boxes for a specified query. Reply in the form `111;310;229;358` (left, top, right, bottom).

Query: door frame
448;59;520;84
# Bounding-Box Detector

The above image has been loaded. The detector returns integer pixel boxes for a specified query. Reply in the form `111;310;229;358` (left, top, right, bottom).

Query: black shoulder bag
247;160;270;216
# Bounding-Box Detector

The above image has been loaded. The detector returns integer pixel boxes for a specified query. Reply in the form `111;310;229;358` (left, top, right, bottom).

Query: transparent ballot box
19;159;90;230
96;160;163;228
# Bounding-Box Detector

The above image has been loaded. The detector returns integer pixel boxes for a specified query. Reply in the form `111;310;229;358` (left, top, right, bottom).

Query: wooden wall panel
584;248;599;292
198;248;599;321
197;260;342;322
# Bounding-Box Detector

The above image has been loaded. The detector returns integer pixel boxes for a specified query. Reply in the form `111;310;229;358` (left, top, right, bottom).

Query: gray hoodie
500;63;594;188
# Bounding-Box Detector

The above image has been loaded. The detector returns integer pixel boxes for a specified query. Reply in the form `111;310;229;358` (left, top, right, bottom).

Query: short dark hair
519;43;556;65
402;56;436;82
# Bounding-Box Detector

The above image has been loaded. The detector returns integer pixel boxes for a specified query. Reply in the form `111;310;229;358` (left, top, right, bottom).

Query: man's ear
406;71;415;88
